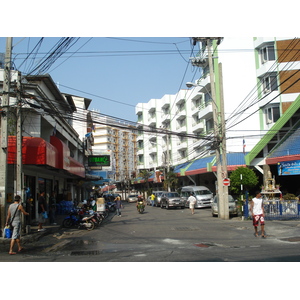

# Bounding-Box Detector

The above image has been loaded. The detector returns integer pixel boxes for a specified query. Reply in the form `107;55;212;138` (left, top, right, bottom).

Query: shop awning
50;135;70;170
174;152;247;176
69;156;85;178
101;184;116;192
8;136;58;168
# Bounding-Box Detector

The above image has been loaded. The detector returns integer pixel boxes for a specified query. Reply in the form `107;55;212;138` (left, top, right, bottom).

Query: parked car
146;191;164;206
211;195;238;217
181;186;213;208
160;192;185;209
126;194;139;203
103;193;121;202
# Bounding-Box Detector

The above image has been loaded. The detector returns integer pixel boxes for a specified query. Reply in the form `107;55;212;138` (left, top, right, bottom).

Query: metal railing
244;199;300;220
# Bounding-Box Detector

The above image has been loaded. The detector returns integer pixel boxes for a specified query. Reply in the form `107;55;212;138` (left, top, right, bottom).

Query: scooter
62;208;85;228
78;214;95;231
106;202;116;212
137;200;145;214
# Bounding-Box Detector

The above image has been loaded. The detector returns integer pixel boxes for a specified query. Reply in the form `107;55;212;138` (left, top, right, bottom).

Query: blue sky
0;37;198;122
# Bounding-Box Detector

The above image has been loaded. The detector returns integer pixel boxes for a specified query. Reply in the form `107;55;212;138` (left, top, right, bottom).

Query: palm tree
139;169;152;196
163;170;178;191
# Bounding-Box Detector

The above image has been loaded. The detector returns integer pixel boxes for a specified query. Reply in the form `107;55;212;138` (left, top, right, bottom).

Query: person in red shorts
250;191;266;238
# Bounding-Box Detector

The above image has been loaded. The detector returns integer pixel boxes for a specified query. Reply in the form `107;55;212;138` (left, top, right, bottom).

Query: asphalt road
1;201;300;262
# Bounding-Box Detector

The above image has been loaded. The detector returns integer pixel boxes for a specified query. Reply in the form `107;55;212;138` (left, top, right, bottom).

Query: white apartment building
91;112;138;182
136;88;214;171
253;37;300;131
135;38;260;172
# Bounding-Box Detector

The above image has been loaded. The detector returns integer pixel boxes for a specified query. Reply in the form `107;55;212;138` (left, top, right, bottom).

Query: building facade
0;71;91;228
91;112;138;183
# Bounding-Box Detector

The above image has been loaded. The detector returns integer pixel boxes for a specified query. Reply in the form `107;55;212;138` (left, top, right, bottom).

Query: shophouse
1;71;90;226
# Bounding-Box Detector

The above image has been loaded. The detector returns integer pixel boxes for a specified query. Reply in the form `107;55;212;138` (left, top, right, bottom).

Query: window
260;44;275;64
265;105;280;124
206;118;214;133
261;74;278;94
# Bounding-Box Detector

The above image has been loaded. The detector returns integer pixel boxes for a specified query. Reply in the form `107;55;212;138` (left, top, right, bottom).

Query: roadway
1;201;300;262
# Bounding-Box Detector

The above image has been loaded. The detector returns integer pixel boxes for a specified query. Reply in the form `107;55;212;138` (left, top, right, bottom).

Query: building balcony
192;120;204;132
198;101;213;120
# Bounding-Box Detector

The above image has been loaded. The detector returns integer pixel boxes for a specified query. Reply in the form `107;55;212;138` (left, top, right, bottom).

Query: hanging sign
88;155;111;167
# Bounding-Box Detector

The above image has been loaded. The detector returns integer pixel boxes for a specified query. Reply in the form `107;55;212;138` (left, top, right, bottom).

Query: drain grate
71;250;101;256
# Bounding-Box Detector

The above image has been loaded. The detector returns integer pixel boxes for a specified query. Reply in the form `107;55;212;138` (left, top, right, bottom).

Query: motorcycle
78;214;95;230
137;200;145;214
92;212;105;227
62;208;85;228
106;201;116;212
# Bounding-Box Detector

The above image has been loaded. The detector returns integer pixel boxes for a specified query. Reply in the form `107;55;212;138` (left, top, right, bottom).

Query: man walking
188;192;197;215
250;191;266;238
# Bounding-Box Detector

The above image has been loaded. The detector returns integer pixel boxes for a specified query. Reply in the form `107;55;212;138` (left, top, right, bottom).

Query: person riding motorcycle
136;195;145;211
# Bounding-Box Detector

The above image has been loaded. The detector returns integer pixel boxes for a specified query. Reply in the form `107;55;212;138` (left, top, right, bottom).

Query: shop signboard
278;160;300;176
88;155;110;167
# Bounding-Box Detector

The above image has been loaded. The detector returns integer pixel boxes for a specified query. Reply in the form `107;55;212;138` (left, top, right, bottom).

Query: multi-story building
254;37;300;130
246;38;300;183
91;112;138;183
0;71;90;228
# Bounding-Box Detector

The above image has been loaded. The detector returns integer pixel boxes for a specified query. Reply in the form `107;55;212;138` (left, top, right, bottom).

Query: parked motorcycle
106;201;116;212
62;208;84;228
78;214;95;230
91;212;105;227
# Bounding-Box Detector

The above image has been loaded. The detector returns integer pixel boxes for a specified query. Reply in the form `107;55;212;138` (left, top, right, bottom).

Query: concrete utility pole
218;62;229;219
191;37;229;219
0;37;12;230
16;71;23;196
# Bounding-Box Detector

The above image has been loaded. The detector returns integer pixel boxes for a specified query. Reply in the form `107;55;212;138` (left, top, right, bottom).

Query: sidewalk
0;214;67;246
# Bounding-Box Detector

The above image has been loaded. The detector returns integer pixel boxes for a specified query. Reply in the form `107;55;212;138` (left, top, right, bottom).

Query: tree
139;169;152;195
229;167;259;194
163;170;179;191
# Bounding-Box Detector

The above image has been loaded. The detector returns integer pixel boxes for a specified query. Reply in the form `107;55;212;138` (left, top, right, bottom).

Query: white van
181;186;213;208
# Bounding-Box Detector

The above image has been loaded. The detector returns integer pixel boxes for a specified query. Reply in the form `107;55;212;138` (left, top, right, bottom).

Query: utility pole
218;62;229;219
166;132;170;191
206;38;225;219
16;71;23;196
191;37;229;219
0;37;12;231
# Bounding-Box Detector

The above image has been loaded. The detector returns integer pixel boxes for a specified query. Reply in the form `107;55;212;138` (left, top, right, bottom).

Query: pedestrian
5;195;29;255
188;192;197;215
150;193;155;207
250;191;266;238
114;195;123;217
38;191;47;232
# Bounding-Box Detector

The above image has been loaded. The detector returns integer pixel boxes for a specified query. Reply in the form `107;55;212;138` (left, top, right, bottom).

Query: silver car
211;195;238;217
146;191;164;206
160;192;185;209
126;194;139;203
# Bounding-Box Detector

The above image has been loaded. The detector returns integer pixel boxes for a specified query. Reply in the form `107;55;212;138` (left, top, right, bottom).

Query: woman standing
5;195;29;255
114;195;123;217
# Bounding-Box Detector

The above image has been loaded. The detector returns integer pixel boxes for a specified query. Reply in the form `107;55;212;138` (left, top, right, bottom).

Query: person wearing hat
5;195;29;255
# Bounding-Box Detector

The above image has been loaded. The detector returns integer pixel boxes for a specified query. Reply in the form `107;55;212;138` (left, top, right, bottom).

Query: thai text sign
278;160;300;176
